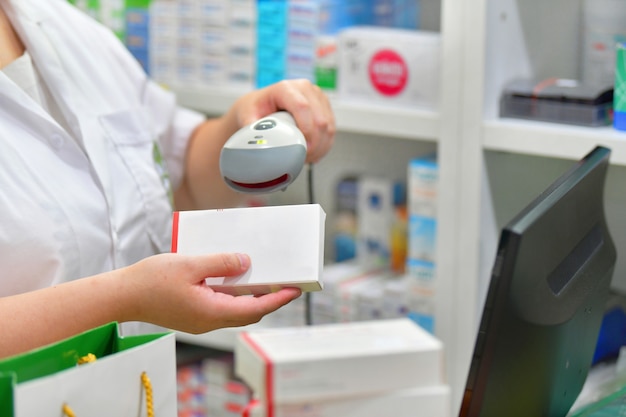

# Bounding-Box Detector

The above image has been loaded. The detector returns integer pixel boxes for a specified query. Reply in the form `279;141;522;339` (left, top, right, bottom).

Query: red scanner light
230;173;290;190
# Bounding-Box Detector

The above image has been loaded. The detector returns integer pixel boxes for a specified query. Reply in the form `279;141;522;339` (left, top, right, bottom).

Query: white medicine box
171;204;326;295
235;318;446;405
243;385;451;417
338;27;441;109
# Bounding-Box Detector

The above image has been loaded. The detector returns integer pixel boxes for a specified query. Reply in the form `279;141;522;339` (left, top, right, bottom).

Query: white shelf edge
332;99;440;141
174;317;298;351
175;328;239;351
169;85;246;116
174;321;266;351
483;119;626;166
170;85;440;142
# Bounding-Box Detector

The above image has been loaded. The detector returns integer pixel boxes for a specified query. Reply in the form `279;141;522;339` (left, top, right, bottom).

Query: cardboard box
356;176;398;268
338;27;440;109
408;154;438;218
334;270;392;323
243;385;451;417
171;204;326;295
235;318;445;405
408;214;437;262
310;261;379;324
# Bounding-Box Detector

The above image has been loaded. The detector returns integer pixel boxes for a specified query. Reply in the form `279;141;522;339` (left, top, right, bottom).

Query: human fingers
209;287;303;328
192;253;251;280
124;253;252;330
268;80;335;163
239;80;335;163
151;285;302;333
291;81;335;163
131;253;250;290
176;253;251;285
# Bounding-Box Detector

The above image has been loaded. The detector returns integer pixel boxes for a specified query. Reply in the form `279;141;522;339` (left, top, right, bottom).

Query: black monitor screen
459;146;617;417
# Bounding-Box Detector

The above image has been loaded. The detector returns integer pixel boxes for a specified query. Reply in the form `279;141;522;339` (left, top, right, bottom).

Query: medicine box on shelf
243;385;451;417
500;78;613;127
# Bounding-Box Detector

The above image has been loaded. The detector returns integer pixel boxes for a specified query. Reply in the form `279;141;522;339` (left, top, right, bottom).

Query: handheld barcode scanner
219;111;307;193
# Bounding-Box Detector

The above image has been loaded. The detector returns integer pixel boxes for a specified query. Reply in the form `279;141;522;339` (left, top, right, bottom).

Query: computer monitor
459;146;617;417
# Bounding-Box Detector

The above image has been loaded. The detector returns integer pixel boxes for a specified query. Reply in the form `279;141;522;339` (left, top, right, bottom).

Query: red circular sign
368;49;408;96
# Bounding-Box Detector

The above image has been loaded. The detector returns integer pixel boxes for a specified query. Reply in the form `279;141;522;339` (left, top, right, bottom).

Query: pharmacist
0;0;335;358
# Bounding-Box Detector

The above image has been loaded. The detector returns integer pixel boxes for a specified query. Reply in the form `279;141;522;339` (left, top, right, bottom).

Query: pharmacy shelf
331;99;440;141
171;85;244;116
172;85;441;142
483;118;626;166
452;0;626;410
174;322;265;352
175;329;241;352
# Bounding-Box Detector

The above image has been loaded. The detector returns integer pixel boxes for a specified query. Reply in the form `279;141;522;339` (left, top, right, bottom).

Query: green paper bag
0;322;177;416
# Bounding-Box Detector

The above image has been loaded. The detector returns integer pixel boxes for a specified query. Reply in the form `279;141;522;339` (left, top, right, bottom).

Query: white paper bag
0;322;177;417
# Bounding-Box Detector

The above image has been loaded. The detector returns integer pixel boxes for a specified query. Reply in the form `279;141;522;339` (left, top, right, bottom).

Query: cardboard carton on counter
235;318;446;405
242;385;451;417
171;204;326;295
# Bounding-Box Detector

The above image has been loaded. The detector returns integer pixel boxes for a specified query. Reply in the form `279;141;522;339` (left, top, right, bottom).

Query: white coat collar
1;0;89;140
0;0;118;210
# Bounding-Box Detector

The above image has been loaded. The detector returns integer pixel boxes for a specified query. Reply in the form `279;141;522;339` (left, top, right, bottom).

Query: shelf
171;85;440;142
174;322;264;352
483;119;626;166
175;329;240;351
332;99;440;141
173;316;297;351
170;85;245;116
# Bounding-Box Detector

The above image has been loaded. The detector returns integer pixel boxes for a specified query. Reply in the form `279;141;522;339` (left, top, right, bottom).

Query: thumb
197;253;250;279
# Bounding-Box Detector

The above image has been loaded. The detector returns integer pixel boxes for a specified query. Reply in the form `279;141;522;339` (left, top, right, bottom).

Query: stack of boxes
323;263;388;323
125;0;151;72
255;0;289;88
256;0;422;89
331;174;407;270
70;0;429;99
228;1;258;89
235;318;450;417
310;261;413;324
406;154;439;334
324;153;439;333
286;1;321;84
177;363;206;417
159;0;423;94
331;176;359;263
149;0;257;90
330;175;408;273
355;177;404;270
177;353;253;417
255;0;343;89
204;356;252;417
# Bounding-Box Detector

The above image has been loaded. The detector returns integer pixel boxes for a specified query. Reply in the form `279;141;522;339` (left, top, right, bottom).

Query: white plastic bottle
582;0;626;87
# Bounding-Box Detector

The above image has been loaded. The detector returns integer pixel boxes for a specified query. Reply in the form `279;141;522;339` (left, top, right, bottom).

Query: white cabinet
477;0;626;163
470;0;626;299
455;0;626;412
170;0;626;412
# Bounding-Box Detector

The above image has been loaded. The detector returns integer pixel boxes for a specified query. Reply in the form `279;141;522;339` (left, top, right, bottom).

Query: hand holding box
171;204;326;295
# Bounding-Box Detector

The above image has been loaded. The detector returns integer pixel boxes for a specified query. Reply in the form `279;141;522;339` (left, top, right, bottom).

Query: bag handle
61;354;154;417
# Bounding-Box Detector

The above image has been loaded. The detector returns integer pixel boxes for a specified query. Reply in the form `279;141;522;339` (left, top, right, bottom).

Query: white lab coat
0;0;206;296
